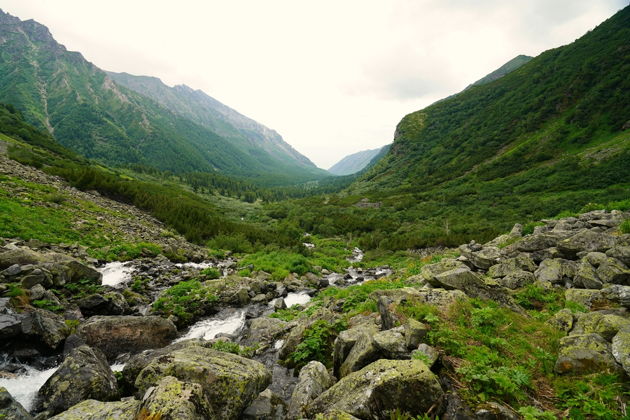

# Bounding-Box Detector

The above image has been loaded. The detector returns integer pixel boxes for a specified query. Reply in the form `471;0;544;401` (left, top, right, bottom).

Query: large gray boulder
554;333;618;374
242;388;286;420
134;345;271;420
0;387;33;420
457;244;501;270
307;359;443;419
21;308;69;350
138;376;212;420
49;399;140;420
338;332;381;378
37;345;118;416
487;255;536;278
558;230;617;258
571;311;630;341
77;315;177;360
573;261;603;289
611;331;630;376
606;245;630;266
287;361;334;419
242;317;290;346
333;324;379;377
534;259;576;285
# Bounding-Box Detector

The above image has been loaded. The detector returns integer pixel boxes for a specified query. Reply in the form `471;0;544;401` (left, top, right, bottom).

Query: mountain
467;54;533;88
0;10;325;185
328;145;388;175
292;6;630;250
106;72;316;169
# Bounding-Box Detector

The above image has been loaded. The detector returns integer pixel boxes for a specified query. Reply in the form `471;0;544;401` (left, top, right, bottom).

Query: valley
0;4;629;420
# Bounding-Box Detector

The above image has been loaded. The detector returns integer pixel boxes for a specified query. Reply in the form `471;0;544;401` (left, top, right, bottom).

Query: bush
200;267;221;279
288;319;347;369
152;279;218;326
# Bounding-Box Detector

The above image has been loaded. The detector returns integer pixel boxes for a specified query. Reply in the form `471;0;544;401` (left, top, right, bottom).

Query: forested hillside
272;6;630;251
0;10;326;186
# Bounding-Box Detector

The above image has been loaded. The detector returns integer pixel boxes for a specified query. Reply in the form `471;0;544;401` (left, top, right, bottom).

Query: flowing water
0;365;58;411
284;291;312;307
173;308;247;342
98;262;134;287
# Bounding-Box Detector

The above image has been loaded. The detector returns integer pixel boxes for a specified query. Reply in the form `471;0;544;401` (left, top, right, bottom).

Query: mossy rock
307;359;443;418
48;399;139;420
134;345;271;419
554;333;619;374
572;311;630;341
0;386;33;420
138;376;211;419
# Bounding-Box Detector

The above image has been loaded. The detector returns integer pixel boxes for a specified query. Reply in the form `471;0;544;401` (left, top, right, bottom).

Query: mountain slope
285;6;629;251
328;146;387;175
467;54;533;88
0;10;325;185
106;72;317;169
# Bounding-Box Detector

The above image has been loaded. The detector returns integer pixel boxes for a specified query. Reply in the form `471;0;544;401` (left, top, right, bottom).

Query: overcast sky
2;0;627;169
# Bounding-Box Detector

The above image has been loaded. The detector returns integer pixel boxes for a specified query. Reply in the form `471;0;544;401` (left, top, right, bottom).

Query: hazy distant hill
328;146;388;175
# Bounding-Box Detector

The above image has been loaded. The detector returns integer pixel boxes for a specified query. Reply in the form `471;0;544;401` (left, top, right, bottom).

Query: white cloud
2;0;626;168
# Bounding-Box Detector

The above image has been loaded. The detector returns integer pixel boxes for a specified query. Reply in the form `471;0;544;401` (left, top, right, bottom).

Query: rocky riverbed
1;209;629;419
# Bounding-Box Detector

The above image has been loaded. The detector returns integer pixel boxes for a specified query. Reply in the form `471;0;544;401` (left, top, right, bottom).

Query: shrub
152;279;218;326
288;319;347;368
200;267;221;279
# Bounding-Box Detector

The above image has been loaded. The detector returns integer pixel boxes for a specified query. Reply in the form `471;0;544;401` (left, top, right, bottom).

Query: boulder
571;311;630;341
565;289;604;309
606;245;630;266
77;315;177;360
534;259;576;285
475;402;520;420
307;359;443;419
558;230;617;258
134;345;271;419
243;317;290;346
611;331;630;376
77;292;129;316
242;388;286;420
48;399;140;420
458;244;501;270
414;344;439;368
278;308;336;360
487;255;536;278
420;259;468;284
547;309;574;333
596;258;630;285
37;345;118;416
0;387;33;420
138;375;211;420
0;298;26;341
498;270;535;289
404;318;429;349
333;324;378;377
554;333;618;374
21;308;68;350
0;248;46;268
338;332;381;378
601;285;630;308
573;261;603;289
373;329;408;359
20;268;52;289
515;234;560;252
287;361;334;419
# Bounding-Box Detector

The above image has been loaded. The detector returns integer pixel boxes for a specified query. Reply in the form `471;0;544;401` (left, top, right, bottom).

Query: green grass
152;279;218;326
316;278;407;314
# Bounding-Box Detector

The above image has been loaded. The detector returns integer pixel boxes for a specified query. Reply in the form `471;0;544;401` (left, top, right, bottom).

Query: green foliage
620;219;630;234
517;406;557;420
91;242;161;261
522;222;546;236
288;319;347;369
63;319;81;335
31;299;64;312
200;267;221;279
316;278;407;314
554;374;629;420
239;249;314;280
152;279;218;326
513;285;564;313
208;341;259;358
564;300;589;314
63;278;104;298
270;307;302;322
130;276;150;293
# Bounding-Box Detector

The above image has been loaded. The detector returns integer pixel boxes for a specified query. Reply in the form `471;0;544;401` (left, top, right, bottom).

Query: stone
242;388;286;420
547;308;574;333
307;359;443;419
534;259;576;285
487;255;536;278
28;283;46;300
338;332;380;378
458;244;501;270
606;245;630;266
21;308;68;349
571;311;630;341
134;345;271;420
601;285;630;308
596;258;630;285
2;264;22;277
404;318;429;349
498;270;535;289
420;259;469;284
77;315;177;360
287;361;334;419
243;317;290;346
0;386;33;420
333;324;378;377
475;402;520;420
414;343;439;367
48;399;140;420
515;234;560;252
138;376;212;420
565;289;605;309
611;331;630;376
0;248;45;269
373;329;408;359
555;333;618;374
573;261;603;289
558;230;617;258
77;292;129;316
37;345;118;416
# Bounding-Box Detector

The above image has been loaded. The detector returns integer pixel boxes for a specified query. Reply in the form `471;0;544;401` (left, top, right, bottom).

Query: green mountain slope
282;6;629;250
106;71;318;170
0;10;325;185
328;145;388;175
467;54;533;88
